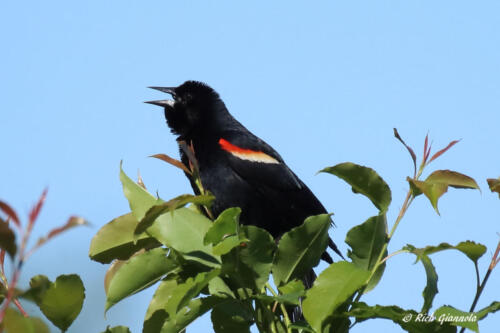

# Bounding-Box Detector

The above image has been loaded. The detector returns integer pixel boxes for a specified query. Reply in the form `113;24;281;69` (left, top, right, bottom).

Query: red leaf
423;134;430;163
426;144;432;164
428;140;460;163
179;140;199;174
0;201;20;228
394;128;416;176
150;153;192;175
28;188;48;231
487;178;500;198
33;216;88;251
0;249;5;275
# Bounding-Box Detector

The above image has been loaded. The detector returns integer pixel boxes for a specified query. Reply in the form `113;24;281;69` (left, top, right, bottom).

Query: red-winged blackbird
146;80;341;275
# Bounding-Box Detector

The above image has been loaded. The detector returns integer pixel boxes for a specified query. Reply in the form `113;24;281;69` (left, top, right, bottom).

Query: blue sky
1;1;499;332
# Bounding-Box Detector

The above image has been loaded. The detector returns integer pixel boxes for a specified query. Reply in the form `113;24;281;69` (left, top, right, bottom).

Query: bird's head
146;81;222;138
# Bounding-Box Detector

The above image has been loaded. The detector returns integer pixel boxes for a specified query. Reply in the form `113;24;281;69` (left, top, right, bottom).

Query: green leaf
255;293;304;306
204;208;241;246
320;162;391;212
345;214;388;293
166;269;221;315
2;308;50;333
0;218;16;258
211;299;253;333
105;247;177;312
302;261;370;332
419;255;438;313
213;235;246;256
222;226;275;291
161;296;225;333
408;177;424;196
101;326;132;333
136;193;214;235
403;246;439;313
407;178;448;214
144;272;224;333
143;279;178;332
434;306;478;332
89;213;161;264
408;170;480;215
208;276;235;298
35;274;85;332
120;163;162;222
404;241;487;265
288;321;316;333
347;302;456;333
151;208;219;266
487;177;500;198
323;301;352;333
403;241;487;314
273;214;330;287
426;170;480;190
258;280;305;307
205;208;246;256
120;167;219;266
475;301;500;320
454;241;487;263
24;275;51;304
278;279;305;295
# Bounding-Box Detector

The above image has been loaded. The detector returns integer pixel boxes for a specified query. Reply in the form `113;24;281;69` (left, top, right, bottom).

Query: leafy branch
87;129;498;333
0;190;87;332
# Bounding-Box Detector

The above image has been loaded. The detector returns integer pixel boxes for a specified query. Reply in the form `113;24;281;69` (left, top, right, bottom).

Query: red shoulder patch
218;138;279;164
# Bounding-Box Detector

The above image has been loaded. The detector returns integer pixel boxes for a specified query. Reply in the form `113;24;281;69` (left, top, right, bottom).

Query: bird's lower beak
145;86;176;109
145;99;175;107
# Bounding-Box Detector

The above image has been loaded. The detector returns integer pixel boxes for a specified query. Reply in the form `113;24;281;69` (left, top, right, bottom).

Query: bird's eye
184;93;193;104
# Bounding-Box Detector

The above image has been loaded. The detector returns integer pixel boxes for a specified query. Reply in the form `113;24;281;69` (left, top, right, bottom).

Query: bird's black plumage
147;80;341;267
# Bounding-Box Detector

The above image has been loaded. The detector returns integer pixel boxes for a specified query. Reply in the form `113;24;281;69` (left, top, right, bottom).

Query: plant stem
266;282;292;333
354;190;414;302
380;249;410;265
473;262;480;291
458;240;500;333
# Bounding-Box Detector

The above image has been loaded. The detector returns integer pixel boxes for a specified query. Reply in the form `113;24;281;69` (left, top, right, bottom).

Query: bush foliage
1;130;499;333
88;130;499;333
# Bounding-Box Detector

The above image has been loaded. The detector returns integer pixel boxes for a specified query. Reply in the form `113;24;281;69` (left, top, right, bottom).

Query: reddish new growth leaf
0;247;5;275
28;188;48;232
179;140;200;174
0;201;20;229
486;178;500;198
423;133;432;164
0;218;11;273
428;140;460;164
490;240;500;270
29;216;88;256
393;128;417;176
150;153;192;175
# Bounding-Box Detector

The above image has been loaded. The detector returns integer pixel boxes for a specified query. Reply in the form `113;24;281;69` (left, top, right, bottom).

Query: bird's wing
217;132;303;191
217;132;344;260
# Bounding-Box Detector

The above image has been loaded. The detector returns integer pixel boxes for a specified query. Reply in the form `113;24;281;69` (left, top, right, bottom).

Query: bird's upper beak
145;87;176;108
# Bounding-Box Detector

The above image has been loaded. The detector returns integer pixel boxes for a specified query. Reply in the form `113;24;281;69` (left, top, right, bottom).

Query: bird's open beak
145;86;176;108
144;99;175;107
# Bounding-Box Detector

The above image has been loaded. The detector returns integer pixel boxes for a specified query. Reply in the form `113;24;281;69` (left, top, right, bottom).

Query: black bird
146;80;341;274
